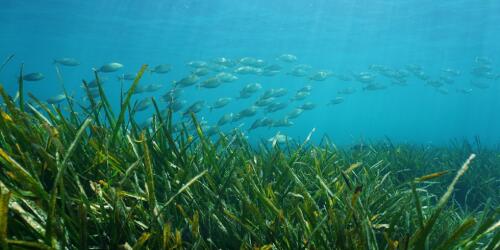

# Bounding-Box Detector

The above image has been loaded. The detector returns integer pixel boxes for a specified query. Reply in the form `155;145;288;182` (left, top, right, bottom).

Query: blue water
1;0;500;146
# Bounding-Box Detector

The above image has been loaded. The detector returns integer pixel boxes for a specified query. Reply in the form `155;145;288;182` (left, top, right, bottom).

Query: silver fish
151;64;171;74
54;57;79;66
23;72;45;81
261;89;276;99
254;97;275;107
202;125;219;137
184;101;205;115
145;83;162;92
288;64;311;77
187;60;208;68
239;83;262;98
291;91;310;101
354;72;376;83
309;70;331;81
299;102;316;110
238;106;258;118
216;72;238;82
135;83;162;94
135;98;152;112
85;77;107;88
98;62;123;73
168;100;186;112
426;79;444;88
328;97;344;105
299;85;313;92
175;74;199;88
276;54;297;63
210;97;232;111
208;64;228;72
117;73;137;81
271;118;294;128
266;102;287;113
218;113;234;126
234;66;263;75
213;57;236;67
287;108;304;119
192;67;210;76
268;133;291;145
271;88;287;97
239;57;266;67
199;77;221;89
162;88;183;101
249;117;273;130
47;94;67;104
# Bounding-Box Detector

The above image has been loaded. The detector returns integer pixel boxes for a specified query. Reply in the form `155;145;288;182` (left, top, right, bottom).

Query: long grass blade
46;118;92;246
0;54;14;73
410;154;476;249
0;189;11;249
18;63;24;111
160;170;208;212
109;64;147;148
141;132;158;224
436;217;476;250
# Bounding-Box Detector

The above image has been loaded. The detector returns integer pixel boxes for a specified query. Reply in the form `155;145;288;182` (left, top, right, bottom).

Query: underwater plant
0;66;498;249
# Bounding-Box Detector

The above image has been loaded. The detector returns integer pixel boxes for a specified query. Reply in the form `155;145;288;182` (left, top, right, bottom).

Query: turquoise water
1;0;500;145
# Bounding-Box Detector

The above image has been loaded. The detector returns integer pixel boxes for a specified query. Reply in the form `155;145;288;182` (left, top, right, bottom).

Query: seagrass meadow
0;65;499;249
